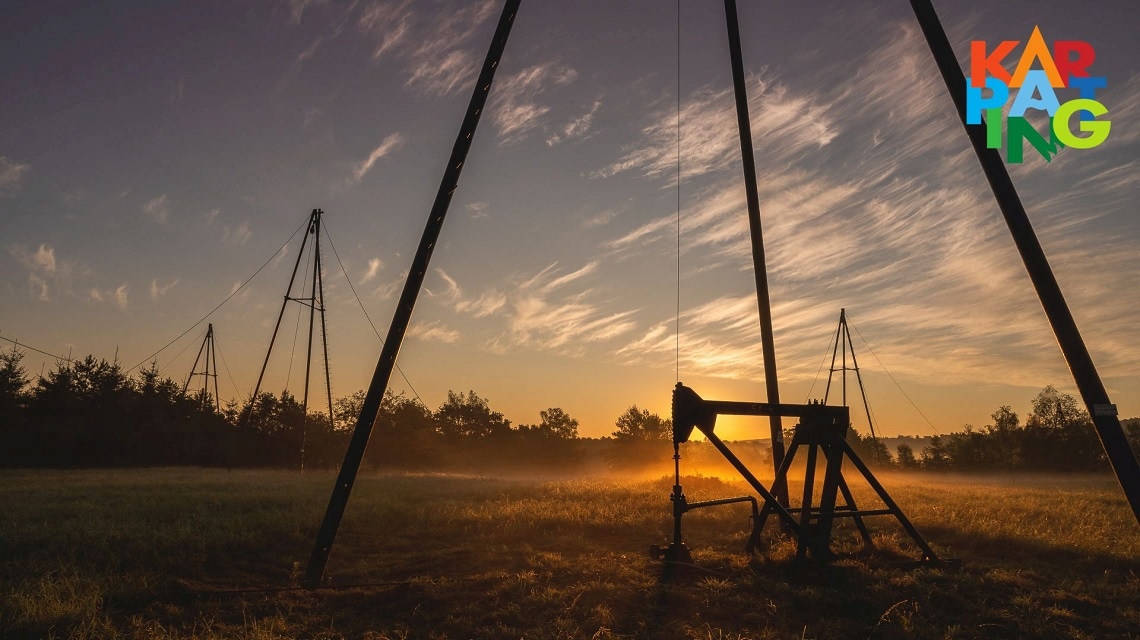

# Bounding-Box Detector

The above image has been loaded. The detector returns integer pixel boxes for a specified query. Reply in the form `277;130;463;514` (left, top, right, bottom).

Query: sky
2;0;1137;441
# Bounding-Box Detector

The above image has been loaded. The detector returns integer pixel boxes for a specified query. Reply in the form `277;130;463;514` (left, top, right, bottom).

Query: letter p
966;77;1009;125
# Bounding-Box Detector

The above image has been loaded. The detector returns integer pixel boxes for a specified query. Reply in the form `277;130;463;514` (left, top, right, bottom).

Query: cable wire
845;311;941;436
322;221;427;409
804;323;840;401
0;334;74;363
674;0;682;384
159;326;209;378
127;216;311;374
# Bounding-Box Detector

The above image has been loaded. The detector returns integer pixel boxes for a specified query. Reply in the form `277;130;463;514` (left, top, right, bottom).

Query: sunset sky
2;0;1137;441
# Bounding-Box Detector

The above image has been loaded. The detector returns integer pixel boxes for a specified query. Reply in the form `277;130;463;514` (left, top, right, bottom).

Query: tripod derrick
184;323;221;413
246;208;335;475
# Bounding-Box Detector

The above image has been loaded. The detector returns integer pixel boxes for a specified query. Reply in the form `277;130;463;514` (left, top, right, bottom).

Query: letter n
1007;117;1065;163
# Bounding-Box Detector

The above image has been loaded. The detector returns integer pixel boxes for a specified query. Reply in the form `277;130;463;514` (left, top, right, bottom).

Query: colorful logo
966;26;1110;163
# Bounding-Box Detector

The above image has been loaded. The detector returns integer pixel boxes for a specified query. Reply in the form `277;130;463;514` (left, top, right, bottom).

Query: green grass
1;468;1137;639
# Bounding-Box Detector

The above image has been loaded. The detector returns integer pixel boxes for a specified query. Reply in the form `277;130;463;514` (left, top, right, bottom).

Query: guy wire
675;0;682;384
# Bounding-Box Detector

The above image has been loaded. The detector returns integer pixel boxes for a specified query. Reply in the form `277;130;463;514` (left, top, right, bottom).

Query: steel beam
723;0;789;507
302;0;523;588
908;0;1140;524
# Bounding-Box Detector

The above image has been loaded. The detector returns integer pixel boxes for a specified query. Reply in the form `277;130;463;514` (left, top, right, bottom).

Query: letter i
986;108;1002;149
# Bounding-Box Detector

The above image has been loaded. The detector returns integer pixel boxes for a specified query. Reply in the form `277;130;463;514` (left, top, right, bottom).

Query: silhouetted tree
920;436;950;471
0;348;30;465
607;406;671;469
517;407;580;439
435;390;511;440
1123;417;1140;453
895;443;920;470
1022;386;1103;471
513;407;585;470
332;390;367;431
611;406;671;441
366;391;440;468
847;426;892;467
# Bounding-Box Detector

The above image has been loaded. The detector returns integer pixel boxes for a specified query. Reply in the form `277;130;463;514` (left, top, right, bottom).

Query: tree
607;405;671;470
895;443;920;470
368;391;439;467
27;356;135;466
0;348;29;414
511;407;584;470
333;390;367;431
1124;417;1140;453
0;348;30;466
517;407;579;440
920;436;950;471
435;390;511;440
982;405;1022;470
847;426;892;467
611;406;671;441
1023;386;1103;471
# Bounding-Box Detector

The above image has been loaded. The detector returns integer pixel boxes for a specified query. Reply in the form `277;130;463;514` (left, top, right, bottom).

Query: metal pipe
303;0;523;588
701;427;799;531
723;0;788;508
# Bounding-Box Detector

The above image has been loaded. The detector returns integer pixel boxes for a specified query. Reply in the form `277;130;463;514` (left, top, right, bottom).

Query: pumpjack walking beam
909;0;1140;524
302;0;523;588
723;0;790;508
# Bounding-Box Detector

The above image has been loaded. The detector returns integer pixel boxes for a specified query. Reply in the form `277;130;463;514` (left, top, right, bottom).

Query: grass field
1;467;1138;639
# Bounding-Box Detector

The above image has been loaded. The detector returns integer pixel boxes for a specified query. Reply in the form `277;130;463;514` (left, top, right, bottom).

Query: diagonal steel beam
908;0;1140;524
302;0;523;587
723;0;790;507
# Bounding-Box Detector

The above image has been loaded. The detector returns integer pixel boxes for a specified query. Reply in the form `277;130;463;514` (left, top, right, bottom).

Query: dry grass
1;467;1137;639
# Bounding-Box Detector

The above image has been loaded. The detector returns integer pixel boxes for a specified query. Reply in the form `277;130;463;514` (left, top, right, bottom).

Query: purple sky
2;0;1137;438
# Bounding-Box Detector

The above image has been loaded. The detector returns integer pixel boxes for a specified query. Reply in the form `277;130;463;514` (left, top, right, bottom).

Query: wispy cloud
357;0;416;58
360;257;383;284
355;0;499;96
490;62;580;145
31;244;56;272
433;269;505;318
150;278;179;301
0;157;31;196
594;15;1139;393
285;0;327;24
294;36;324;65
89;284;129;310
114;284;129;310
581;208;620;229
431;262;638;356
547;99;602;147
407;319;460;344
222;221;253;246
349;133;405;184
142;195;170;223
466;202;489;219
9;243;84;302
590;73;836;182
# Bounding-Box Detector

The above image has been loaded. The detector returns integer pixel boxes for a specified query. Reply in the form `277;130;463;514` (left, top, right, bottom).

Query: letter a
1010;27;1063;88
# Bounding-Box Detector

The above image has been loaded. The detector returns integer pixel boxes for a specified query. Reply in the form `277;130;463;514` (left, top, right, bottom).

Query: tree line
0;350;670;471
1;349;1137;473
